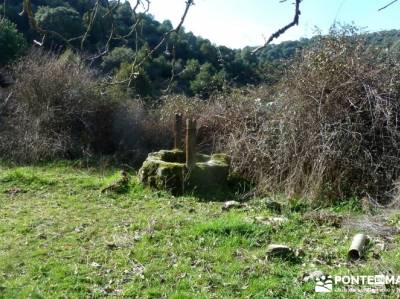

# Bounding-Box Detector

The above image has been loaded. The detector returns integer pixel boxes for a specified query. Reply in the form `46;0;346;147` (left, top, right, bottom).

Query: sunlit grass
0;162;398;298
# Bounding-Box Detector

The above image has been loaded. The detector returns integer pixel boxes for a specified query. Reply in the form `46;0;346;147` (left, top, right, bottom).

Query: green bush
35;6;84;44
0;18;26;66
101;47;135;74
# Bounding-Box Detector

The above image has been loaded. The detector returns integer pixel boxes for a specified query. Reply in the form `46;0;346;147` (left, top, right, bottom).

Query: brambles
269;27;400;202
0;50;171;164
158;27;400;203
0;50;103;161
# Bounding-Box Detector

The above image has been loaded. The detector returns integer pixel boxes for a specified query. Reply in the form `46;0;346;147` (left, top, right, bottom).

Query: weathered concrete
138;149;230;194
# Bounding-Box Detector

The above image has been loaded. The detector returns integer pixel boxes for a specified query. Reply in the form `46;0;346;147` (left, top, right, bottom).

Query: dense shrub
158;87;273;157
0;18;26;66
101;47;135;74
157;28;400;203
202;28;400;203
109;98;172;163
35;6;85;43
0;50;171;163
0;50;109;161
270;28;400;202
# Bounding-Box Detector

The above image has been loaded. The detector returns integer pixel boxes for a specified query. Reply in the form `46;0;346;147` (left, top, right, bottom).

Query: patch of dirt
4;187;24;195
303;210;343;227
342;210;400;239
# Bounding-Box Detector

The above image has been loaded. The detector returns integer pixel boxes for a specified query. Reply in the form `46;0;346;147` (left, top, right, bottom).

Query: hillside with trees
2;0;400;297
1;0;286;97
2;1;400;99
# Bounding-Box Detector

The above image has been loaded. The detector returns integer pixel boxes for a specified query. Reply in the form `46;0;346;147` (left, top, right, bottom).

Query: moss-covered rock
138;150;230;194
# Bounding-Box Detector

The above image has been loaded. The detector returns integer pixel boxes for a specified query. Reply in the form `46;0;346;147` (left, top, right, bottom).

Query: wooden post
173;113;183;150
185;118;196;168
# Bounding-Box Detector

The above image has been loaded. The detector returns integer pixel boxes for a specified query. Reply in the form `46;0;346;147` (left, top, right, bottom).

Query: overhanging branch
252;0;301;54
378;0;399;11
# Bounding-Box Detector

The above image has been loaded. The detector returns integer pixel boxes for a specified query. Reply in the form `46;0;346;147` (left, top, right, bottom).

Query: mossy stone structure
139;149;230;194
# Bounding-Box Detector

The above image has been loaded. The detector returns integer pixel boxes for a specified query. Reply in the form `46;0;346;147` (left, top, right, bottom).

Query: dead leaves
303;210;343;227
4;187;24;195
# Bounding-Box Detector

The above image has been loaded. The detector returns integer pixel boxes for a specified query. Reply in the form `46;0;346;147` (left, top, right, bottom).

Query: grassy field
0;162;399;298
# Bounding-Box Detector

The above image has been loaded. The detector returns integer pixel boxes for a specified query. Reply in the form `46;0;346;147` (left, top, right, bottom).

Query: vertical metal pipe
185;118;196;168
173;113;183;150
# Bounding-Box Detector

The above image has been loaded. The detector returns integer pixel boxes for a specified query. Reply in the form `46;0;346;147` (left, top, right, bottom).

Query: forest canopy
1;0;400;99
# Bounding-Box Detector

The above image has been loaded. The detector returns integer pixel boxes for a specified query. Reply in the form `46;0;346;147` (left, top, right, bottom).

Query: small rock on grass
255;216;288;226
302;270;324;282
265;199;282;213
267;244;295;259
106;242;118;250
222;200;245;211
266;244;304;260
90;262;101;269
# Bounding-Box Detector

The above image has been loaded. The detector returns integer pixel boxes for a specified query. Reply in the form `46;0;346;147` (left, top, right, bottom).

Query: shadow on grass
0;155;140;175
0;156;256;203
181;175;254;202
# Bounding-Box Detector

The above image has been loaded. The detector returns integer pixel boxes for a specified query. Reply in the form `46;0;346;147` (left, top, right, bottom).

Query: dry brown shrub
169;27;400;203
158;94;209;151
270;27;400;202
111;100;172;164
0;50;105;161
0;50;171;164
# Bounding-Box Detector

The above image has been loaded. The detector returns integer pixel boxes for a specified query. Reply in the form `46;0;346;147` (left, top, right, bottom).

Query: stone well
138;149;230;194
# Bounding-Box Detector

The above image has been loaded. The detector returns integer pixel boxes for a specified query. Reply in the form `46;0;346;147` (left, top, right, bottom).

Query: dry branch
378;0;399;11
252;0;301;54
22;0;77;47
127;0;194;84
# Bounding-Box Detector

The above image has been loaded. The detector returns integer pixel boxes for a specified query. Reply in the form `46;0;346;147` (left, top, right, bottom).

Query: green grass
0;162;399;298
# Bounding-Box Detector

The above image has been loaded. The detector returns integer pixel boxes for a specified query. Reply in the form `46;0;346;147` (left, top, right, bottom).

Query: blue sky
135;0;400;48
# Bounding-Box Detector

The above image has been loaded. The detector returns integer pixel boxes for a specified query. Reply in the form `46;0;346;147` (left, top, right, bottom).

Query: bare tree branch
162;44;176;93
22;0;75;47
123;0;149;40
125;0;195;86
84;0;120;62
252;0;301;54
103;0;120;17
80;0;100;50
378;0;399;11
20;0;194;90
143;0;194;59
